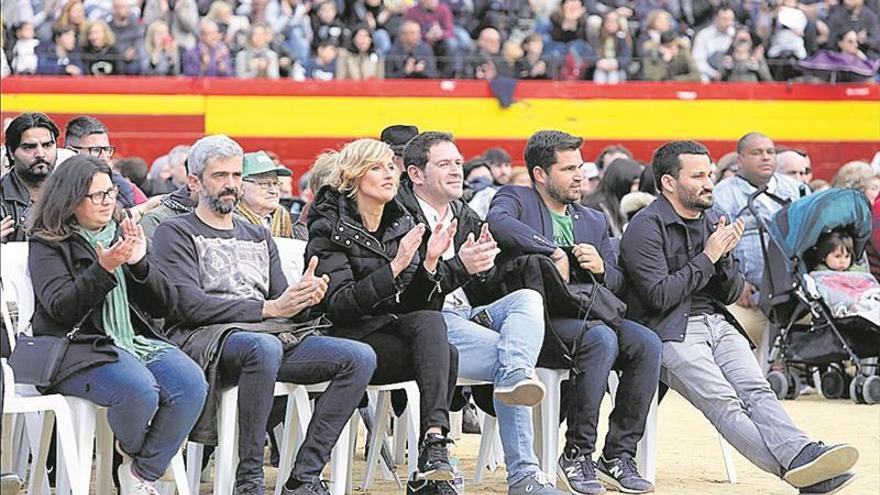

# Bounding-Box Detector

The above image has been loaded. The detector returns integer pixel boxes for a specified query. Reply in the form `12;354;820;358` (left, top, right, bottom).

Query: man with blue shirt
487;130;661;495
713;132;803;367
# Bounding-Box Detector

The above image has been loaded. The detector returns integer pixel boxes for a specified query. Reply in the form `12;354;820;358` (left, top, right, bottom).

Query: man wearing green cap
235;150;295;238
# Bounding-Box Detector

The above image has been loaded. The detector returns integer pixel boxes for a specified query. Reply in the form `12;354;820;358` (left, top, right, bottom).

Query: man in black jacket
1;112;60;243
487;130;660;495
399;131;565;495
153;134;376;495
620;140;859;495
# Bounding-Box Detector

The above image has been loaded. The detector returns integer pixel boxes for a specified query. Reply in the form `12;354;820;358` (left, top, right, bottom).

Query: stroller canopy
769;188;872;270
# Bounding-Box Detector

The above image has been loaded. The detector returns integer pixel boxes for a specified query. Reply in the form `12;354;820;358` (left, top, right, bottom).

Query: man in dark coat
620;140;859;495
487;129;660;495
398;131;565;495
152;134;376;495
1;112;60;243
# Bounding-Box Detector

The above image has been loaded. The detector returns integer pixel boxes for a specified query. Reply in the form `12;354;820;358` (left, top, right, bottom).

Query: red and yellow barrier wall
2;77;878;180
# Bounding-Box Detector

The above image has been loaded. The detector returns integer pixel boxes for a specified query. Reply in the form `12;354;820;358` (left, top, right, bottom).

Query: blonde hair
207;0;233;21
336;139;396;198
309;150;341;194
81;20;115;48
832;161;878;194
145;20;172;55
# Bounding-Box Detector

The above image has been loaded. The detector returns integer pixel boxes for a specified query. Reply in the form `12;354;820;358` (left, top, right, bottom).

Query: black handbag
8;311;91;388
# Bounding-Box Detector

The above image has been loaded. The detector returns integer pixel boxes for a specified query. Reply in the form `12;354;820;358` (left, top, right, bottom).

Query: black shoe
799;472;856;494
557;450;605;495
281;479;330;495
785;442;859;488
596;455;654;494
418;433;455;481
462;403;481;434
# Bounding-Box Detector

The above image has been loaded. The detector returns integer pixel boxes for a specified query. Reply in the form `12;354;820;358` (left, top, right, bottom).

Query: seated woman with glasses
25;155;207;495
235;150;295;238
305;139;460;487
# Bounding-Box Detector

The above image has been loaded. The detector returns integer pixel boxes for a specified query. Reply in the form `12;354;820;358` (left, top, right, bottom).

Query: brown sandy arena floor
194;393;878;495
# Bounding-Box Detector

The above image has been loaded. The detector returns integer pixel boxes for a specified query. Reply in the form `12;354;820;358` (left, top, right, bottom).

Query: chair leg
362;391;391;491
718;434;738;483
186;442;204;495
171;446;192;495
95;408;114;495
275;388;311;495
635;390;658;484
392;415;406;467
535;369;561;480
26;411;53;495
60;398;97;495
215;388;239;495
52;402;87;495
328;416;353;495
346;415;359;495
473;414;497;485
403;384;420;481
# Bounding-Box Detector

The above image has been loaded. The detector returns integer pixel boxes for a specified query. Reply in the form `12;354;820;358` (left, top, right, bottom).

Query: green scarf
76;221;169;363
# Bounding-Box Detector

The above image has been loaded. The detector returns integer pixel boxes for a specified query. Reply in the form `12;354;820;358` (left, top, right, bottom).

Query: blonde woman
305;139;459;486
833;160;880;204
80;20;121;75
142;20;180;75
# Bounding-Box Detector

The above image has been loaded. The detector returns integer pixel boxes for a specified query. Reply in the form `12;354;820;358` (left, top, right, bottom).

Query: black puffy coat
305;187;443;340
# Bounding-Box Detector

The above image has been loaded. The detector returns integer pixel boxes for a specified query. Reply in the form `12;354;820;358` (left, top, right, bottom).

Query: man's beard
201;187;240;214
15;158;54;185
546;178;578;206
678;183;713;211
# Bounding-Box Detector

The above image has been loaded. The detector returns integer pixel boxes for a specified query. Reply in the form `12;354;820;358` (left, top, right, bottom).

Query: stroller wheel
784;371;801;400
820;368;848;399
768;371;788;400
862;375;880;405
850;375;867;404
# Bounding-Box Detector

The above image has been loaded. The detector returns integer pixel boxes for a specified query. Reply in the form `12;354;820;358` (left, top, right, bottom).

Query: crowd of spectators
2;0;878;81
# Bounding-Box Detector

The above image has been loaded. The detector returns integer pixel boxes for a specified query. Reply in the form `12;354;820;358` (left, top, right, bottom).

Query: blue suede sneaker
799;472;856;495
596;455;654;494
784;442;859;488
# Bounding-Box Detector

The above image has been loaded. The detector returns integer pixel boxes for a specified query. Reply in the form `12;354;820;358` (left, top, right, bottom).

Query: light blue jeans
443;289;544;485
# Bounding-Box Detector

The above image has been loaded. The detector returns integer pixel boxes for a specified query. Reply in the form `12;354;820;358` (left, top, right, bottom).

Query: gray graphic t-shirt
152;213;288;327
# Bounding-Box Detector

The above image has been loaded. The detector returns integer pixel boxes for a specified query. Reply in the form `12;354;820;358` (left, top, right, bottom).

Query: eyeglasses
84;186;119;205
243;178;281;191
68;145;116;158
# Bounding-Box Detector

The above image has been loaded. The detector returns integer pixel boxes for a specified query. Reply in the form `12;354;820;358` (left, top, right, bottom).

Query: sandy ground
244;393;879;495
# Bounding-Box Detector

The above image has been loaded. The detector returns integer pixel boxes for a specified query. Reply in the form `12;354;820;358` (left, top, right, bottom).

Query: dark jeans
358;310;457;438
51;347;207;481
219;332;376;489
539;318;661;459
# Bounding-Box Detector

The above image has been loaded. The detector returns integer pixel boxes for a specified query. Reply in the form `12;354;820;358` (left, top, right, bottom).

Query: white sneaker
118;462;160;495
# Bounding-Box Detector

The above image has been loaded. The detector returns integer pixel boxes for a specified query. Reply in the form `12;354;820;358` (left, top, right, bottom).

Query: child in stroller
808;230;880;326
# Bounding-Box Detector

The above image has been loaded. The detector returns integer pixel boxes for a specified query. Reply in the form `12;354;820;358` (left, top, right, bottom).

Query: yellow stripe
3;92;877;142
206;96;880;142
0;93;204;115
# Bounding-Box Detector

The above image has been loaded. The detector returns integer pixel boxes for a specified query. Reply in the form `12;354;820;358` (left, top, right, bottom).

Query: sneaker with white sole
596;455;654;494
495;370;546;407
785;443;859;488
508;471;567;495
118;462;160;495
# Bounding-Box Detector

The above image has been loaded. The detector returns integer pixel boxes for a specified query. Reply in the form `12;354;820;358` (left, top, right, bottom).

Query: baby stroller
749;187;880;404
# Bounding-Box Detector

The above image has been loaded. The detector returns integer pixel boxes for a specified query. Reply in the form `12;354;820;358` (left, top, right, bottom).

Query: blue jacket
486;185;625;296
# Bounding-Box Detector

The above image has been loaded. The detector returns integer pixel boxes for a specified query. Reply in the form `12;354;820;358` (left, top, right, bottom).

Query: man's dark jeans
539;318;662;459
220;332;376;490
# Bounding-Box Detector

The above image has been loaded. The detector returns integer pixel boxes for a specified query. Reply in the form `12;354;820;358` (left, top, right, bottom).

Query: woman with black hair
583;157;644;237
336;24;384;79
26;155;207;495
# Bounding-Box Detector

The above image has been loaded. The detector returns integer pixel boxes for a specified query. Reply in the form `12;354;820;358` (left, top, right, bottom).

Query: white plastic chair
1;243;86;495
454;378;502;486
2;241;192;495
360;381;420;491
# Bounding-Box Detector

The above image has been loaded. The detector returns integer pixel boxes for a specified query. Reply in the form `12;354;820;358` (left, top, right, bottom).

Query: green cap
242;151;291;178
